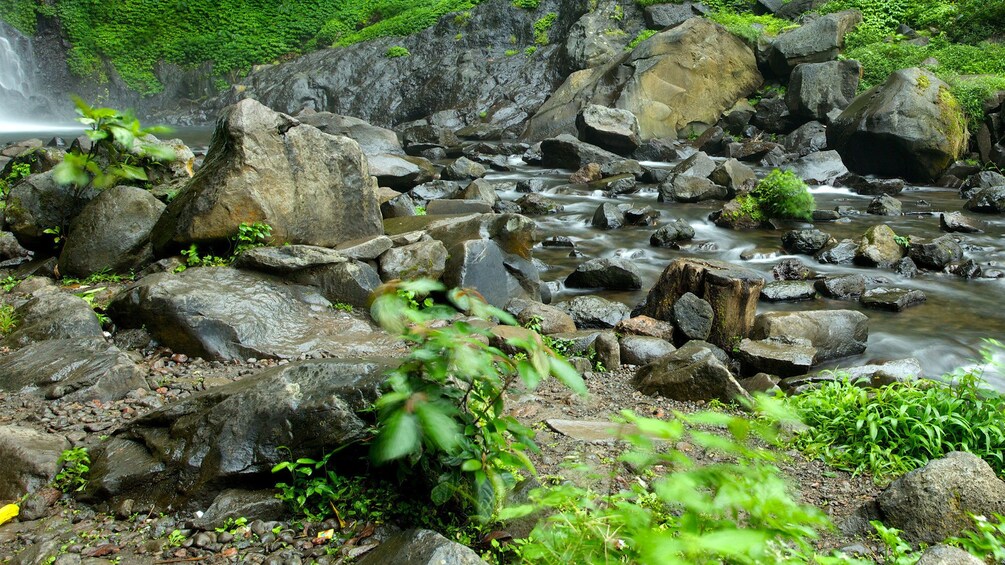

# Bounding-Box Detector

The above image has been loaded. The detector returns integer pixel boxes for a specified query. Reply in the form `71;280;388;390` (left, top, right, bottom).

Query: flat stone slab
861;287;926;311
545;419;647;442
761;280;818;302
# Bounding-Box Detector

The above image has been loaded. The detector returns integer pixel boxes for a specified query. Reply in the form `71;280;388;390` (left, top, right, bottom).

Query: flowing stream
483;156;1005;390
0;23;75;135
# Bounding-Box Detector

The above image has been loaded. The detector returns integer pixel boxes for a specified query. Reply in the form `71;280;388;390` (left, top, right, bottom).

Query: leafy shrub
385;45;410;58
369;279;586;523
751;169;815;221
786;343;1005;481
53;447;90;493
0;304;16;335
175;221;273;272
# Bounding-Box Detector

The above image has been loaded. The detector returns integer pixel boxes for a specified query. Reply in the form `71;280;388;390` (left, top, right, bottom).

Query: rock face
152;99;383;254
641;258;765;349
634;341;750;403
0;338;145;402
108;267;401;361
828;68;968;182
86;359;390;508
524;18;762;141
876;452;1005;544
751;310;868;362
57;186;165;277
766;10;863;76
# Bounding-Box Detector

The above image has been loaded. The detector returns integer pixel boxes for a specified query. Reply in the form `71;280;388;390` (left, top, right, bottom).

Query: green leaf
549;356;587;395
414;401;460;453
372;410;420;463
461;459;482;472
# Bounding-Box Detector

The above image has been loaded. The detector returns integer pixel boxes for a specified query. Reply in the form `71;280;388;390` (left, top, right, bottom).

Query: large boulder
107;267;402;361
751;310;868;362
963;185;1005;214
152;99;383;254
564;1;635;71
357;529;488;565
57;186;165;278
575;104;642;156
641;258;765;350
786;60;862;121
0;426;68;500
540;134;622;169
524;18;762;141
828;68;969;182
565;257;642;291
875;452;1005;544
1;290;104;349
85;359;391;508
634;341;751;403
4;170;97;252
766;10;863;77
556;295;631;329
297;112;404;156
855;224;906;267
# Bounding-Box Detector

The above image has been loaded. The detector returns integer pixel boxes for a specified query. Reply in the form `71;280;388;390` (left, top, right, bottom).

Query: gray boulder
442;239;512;308
565;1;634;71
86;359;391;509
540;134;622;169
0;337;145;402
108;267;402;361
767;10;863;76
939;212;982;234
867;194;903;216
1;291;103;349
441;157;487;181
816;238;858;264
233;244;346;274
57;186;165;278
297;112;404;156
908;235;963;270
670;292;714;343
357;529;488;565
784;121;828;157
619;335;677;366
650;219;695;248
916;545;985;565
634;341;751;403
643;2;705;29
782;229;832;255
0;426;68;500
565;257;642;291
709;159;756;193
760;280;817;302
379;239;449;281
152;99;383;253
291;260;383;310
828;69;969;182
815;274;865;300
735;338;816;377
876;452;1005;544
751;310;868;362
660;175;728;203
576;104;642;156
557;296;631;329
856;224;906;267
785;150;849;185
861;287;927;312
964;185;1005;214
592;203;624;230
367;154;423;190
510;300;577;335
401;124;461;153
673;151;716;179
4;170;97;252
786;60;861;121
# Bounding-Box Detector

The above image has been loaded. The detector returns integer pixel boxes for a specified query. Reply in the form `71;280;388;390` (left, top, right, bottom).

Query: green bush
786;343;1005;482
709;11;795;43
751;169;815;221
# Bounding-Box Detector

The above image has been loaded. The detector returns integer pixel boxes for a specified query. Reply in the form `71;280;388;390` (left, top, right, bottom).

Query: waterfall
0;21;73;134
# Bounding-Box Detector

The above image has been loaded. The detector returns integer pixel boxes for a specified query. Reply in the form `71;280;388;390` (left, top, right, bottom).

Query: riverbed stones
619;335;677;366
0;337;144;402
291;260;383;310
735;338;816;377
785;121;828;157
861;287;927;312
867;194;903;216
766;10;863;77
855;224;905;267
709;159;756;193
442;239;513;308
591;203;623;230
524;18;761;141
516;193;562;215
751;310;868;362
634;341;751;403
641;258;765;350
875;452;1005;544
814;274;865;299
650;219;695;248
441;156;487;181
576;104;641;156
786;150;849;185
615;316;675;341
0;426;68;500
509;300;576;335
57;186;165;278
908;235;963;270
557;296;631;329
152;99;383;254
782;229;831;255
1;290;103;349
816;238;858;264
939;211;982;233
107;267;401;361
540;135;621;169
232;244;346;274
760;280;817;302
379;239;449;281
660;175;728;203
565;257;642;291
86;359;391;509
828;68;968;182
357;528;487;565
670;292;714;343
963;185;1005;213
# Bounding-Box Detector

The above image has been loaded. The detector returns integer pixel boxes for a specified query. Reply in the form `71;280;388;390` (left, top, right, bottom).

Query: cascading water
0;21;74;135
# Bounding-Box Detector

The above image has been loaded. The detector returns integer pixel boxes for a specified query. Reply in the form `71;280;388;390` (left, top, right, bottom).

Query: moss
533;12;558;46
936;85;969;160
626;29;658;50
916;73;931;91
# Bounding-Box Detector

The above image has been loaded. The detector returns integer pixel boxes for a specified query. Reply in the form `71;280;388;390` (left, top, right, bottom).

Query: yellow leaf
0;503;19;526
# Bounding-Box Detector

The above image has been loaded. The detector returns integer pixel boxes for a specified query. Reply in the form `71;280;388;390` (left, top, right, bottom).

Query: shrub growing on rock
751;169;815;221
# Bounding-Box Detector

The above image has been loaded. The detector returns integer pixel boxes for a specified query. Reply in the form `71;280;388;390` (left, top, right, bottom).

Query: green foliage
322;1;481;48
214;517;248;534
178;244;229;270
330;302;354;313
709;11;795;43
0;0;49;34
53;97;175;199
53;447;90;493
369;279;586;523
511;0;540;9
176;221;273;271
751;169;815;221
413;205;427;215
948;513;1005;561
74;287;112;327
385;45;411;58
786;343;1005;481
0;162;31;206
0;276;18;293
0;304;17;335
62;270;134;286
504;48;519;56
524;45;537;56
506;405;832;563
625;29;658;50
165;529;186;548
533;12;558;46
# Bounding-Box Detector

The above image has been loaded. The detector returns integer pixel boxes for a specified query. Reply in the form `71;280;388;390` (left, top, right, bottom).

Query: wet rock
615;316;675;341
108;267;400;361
622;205;658;226
660;175;728;203
867;194;903;216
379;239;449;281
335;235;394;261
556;296;631;329
426;199;492;215
194;489;288;530
442;239;514;308
750;97;797;134
411;180;462;205
915;545;985;565
786;60;861;121
441;157;487;181
357;528;487;565
601;159;644;179
0;426;69;500
0;337;144;402
0;231;30;262
367;154;422;190
760;280;817;302
576;104;641;156
633;138;680;162
711;198;769;230
592;203;624;230
643;1;704;28
893;256;919;278
735;338;816;377
752;310;868;362
839;173;905;196
784;121;828;157
814;274;865;299
767;10;863;76
963;185;1005;214
152;99;383;253
619;335;677;366
861;287;927;312
634;341;751;404
828;69;968;182
410;213;538;260
670;292;714;343
836;358;923;387
815;238;858;264
785;150;849;185
782;229;832;255
459;178;499;206
540;135;621;169
87;359;391;509
726;140;784;162
605;176;639;196
948;259;983;279
516;193;563;216
233;245;346;274
565;258;642;291
381;191;418;218
876;452;1005;544
908;235;963;270
4;170;97;252
57;186;165;278
571;163;603;184
960;170;1005;198
939;211;982;233
2;291;103;349
650;219;695;248
298;112;404;156
641;258;765;349
510;300;577;335
291;260;383;310
709;159;756;193
855;224;905;267
402;124;460;154
772;258;816;280
672;151;716;179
